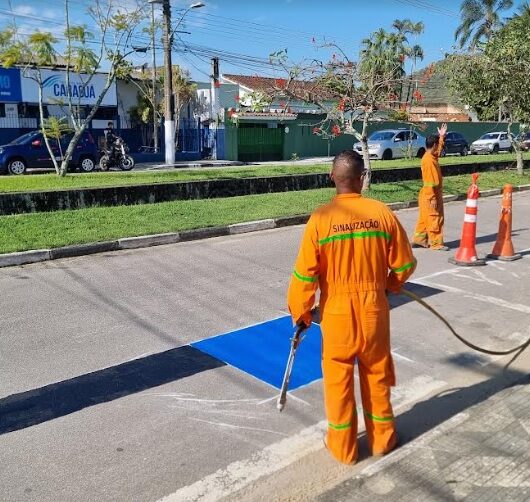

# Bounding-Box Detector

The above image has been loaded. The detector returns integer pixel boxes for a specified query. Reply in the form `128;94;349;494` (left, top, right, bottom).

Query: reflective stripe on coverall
287;194;416;464
413;136;445;247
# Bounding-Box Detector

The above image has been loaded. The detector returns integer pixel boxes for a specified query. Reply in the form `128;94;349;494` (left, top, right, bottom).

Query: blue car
0;130;99;175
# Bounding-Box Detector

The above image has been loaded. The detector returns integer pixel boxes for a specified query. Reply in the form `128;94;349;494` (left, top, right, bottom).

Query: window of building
92;106;117;120
20;104;47;118
0;103;5;118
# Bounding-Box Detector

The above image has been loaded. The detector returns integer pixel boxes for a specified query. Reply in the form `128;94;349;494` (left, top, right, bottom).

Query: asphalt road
1;190;530;502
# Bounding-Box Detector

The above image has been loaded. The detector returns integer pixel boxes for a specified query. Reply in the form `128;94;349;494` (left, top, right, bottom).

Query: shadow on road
0;345;225;435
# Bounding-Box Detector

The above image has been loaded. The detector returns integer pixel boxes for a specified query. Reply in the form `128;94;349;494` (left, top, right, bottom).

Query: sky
0;0;523;82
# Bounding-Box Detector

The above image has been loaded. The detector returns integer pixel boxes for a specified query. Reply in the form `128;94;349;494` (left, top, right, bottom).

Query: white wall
117;79;140;129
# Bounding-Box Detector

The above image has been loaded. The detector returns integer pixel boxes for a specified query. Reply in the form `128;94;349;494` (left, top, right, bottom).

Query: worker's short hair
426;134;439;149
107;121;113;127
333;150;365;177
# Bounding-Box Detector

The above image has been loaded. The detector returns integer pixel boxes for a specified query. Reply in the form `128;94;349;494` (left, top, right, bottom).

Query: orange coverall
413;136;445;248
287;194;416;464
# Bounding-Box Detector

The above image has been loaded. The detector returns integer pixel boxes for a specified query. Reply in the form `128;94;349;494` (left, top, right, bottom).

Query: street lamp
148;0;205;166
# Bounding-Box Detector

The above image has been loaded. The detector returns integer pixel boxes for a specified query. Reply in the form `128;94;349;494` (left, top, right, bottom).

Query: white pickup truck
470;132;513;154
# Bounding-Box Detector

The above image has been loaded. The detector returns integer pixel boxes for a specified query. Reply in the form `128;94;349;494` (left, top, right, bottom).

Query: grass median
0;169;528;254
0;152;528;194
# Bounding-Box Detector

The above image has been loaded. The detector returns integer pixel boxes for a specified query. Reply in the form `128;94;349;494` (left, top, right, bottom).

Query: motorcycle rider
103;121;118;159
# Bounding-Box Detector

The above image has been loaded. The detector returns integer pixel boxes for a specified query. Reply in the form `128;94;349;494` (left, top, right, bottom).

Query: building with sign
0;67;119;130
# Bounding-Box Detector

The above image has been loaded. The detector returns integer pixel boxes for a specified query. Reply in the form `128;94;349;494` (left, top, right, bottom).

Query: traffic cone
449;173;486;266
487;184;521;261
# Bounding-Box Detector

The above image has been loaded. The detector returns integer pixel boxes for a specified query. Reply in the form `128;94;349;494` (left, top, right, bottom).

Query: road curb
228;219;276;234
178;226;230;242
0;249;50;267
49;241;119;260
2;184;529;268
118;233;180;249
479;188;502;197
388;201;413;211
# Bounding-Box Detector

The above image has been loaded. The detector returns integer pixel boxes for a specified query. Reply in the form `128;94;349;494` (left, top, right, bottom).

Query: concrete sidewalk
318;375;530;501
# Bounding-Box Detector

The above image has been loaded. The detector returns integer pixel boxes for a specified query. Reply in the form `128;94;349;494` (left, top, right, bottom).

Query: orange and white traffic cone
449;173;486;266
487;184;521;261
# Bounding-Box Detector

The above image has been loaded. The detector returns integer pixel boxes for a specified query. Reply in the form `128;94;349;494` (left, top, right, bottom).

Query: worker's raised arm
387;215;416;293
287;215;320;326
433;123;447;158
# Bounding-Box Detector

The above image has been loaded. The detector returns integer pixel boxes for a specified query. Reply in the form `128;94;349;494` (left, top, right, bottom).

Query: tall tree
455;0;513;49
391;19;425;104
444;11;530;174
271;21;427;190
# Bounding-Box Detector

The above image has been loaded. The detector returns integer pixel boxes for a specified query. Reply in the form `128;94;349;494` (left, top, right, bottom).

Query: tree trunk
60;72;117;176
61;127;87;176
361;114;372;191
507;121;523;175
515;148;524;175
37;83;61;176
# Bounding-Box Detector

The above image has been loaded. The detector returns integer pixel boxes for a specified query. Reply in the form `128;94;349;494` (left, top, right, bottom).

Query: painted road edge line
1;186;528;268
156;376;447;502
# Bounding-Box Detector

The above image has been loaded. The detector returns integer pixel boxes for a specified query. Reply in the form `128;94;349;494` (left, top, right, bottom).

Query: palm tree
455;0;513;49
405;44;425;107
516;1;530;19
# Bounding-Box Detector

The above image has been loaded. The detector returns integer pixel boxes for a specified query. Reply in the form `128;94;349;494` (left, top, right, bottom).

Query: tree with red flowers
271;21;425;190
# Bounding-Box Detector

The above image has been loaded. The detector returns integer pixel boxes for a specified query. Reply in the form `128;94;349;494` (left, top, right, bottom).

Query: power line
392;0;459;18
184;10;357;47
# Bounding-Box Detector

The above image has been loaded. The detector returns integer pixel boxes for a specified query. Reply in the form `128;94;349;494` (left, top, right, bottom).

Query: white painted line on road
157;375;447;502
391;350;415;363
414;280;530;314
158;420;328;502
487;260;507;271
412;267;461;283
469;269;503;286
190;418;289;437
256;393;311;407
149;393;266;404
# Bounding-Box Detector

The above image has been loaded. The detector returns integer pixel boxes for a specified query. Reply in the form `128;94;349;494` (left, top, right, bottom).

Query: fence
225;115;522;162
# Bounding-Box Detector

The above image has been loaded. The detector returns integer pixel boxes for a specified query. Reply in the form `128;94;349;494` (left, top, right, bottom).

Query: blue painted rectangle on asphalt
191;316;322;390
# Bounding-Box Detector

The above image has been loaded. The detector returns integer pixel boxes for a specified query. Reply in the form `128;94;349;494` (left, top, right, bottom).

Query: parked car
470;132;513;155
0;130;99;175
442;132;469;156
354;129;426;160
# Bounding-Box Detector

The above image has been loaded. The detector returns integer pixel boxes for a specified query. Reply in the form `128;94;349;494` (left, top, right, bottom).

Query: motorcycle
99;137;135;171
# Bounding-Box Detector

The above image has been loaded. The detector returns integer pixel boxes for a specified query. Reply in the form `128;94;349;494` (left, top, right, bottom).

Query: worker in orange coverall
287;150;416;464
412;123;449;251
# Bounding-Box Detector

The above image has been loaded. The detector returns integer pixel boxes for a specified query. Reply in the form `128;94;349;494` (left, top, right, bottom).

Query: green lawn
0;151;528;194
1;169;528;254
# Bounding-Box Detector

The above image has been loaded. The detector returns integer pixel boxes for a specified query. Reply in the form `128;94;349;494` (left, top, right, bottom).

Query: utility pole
150;2;158;153
149;1;205;165
162;0;175;165
210;56;219;160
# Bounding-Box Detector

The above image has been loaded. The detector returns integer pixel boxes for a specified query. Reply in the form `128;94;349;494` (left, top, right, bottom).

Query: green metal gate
237;127;284;162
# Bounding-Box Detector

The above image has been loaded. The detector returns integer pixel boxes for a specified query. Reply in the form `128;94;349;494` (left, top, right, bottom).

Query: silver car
470;132;513;154
354;129;426;160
